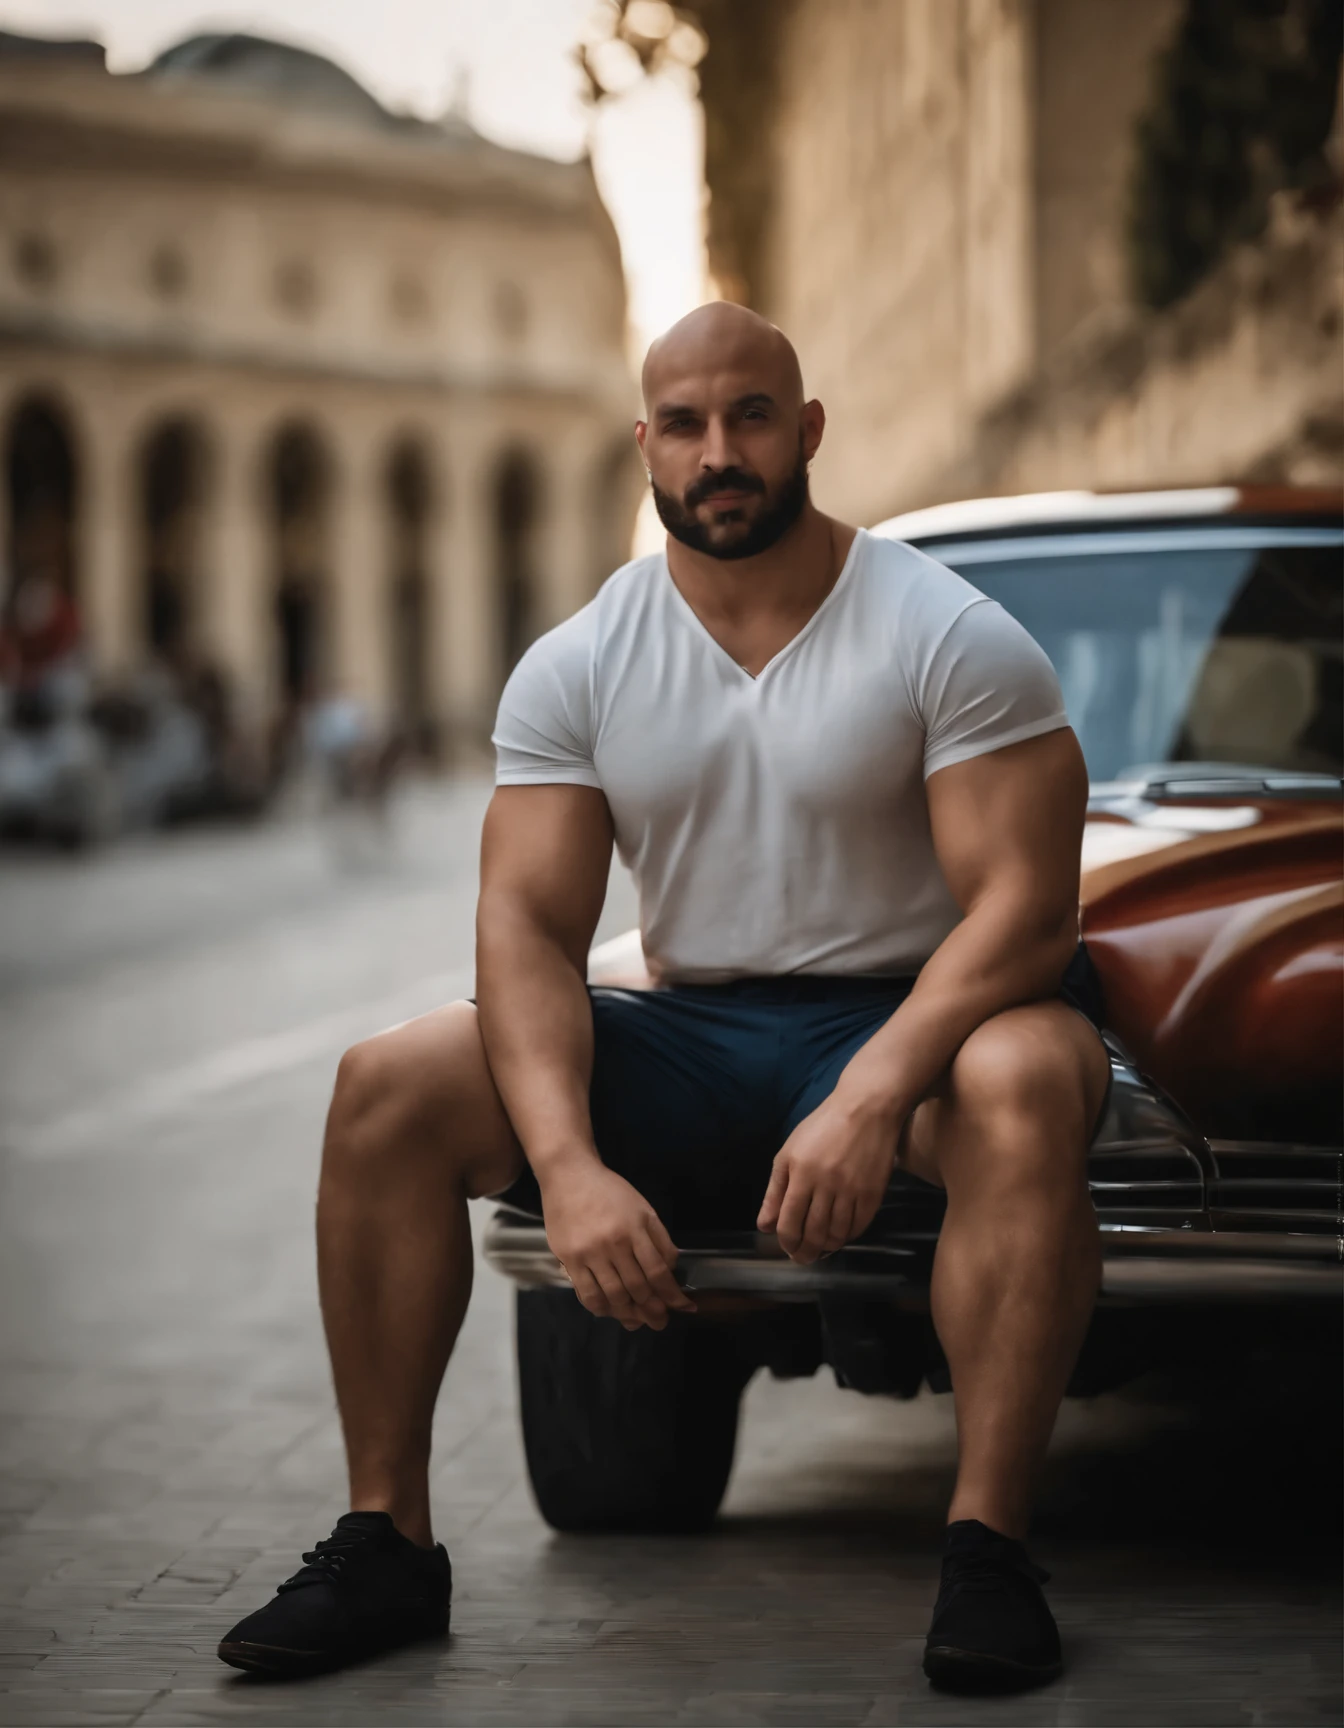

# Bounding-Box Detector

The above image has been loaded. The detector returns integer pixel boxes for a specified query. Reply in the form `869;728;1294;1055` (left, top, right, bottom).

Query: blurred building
0;30;641;748
680;0;1343;524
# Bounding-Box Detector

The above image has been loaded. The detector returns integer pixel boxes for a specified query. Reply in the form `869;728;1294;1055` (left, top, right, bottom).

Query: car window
937;538;1342;783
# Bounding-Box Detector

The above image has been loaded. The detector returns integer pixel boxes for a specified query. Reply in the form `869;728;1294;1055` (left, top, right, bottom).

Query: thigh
900;998;1112;1190
352;999;524;1200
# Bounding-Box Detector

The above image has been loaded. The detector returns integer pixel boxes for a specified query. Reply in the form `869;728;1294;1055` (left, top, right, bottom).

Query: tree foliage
576;0;707;104
1128;0;1343;309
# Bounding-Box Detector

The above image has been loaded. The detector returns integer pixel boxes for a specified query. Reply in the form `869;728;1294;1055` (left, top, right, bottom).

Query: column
78;394;138;679
202;410;272;721
329;422;391;725
430;423;497;747
539;424;602;630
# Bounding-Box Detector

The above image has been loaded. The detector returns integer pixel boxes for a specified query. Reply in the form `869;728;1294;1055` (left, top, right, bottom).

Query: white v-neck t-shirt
492;528;1069;983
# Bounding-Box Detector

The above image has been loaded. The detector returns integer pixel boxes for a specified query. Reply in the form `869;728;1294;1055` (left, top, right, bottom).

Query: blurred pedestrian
306;688;403;867
0;566;84;715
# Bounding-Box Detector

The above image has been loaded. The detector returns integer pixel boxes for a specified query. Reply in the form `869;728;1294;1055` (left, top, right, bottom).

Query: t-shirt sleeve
918;598;1070;779
492;622;602;788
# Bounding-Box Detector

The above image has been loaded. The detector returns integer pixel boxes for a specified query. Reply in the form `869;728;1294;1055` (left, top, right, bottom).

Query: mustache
684;468;766;508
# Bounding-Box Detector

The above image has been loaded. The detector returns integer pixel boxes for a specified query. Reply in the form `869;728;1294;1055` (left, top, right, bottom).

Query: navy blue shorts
496;942;1107;1233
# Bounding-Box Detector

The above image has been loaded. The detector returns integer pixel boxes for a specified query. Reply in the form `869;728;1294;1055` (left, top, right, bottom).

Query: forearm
475;898;602;1183
833;891;1079;1126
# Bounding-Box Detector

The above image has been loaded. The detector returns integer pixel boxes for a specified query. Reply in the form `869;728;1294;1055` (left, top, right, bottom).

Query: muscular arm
476;784;692;1327
834;725;1088;1125
476;784;613;1173
759;725;1088;1258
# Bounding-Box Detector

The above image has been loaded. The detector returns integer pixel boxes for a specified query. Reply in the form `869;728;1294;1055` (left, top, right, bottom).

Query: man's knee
955;1020;1075;1118
328;1032;418;1149
937;1009;1102;1186
323;1002;505;1190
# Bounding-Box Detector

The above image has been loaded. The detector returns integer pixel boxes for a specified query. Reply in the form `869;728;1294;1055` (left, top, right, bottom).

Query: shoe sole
218;1641;335;1678
218;1623;448;1680
923;1643;1063;1694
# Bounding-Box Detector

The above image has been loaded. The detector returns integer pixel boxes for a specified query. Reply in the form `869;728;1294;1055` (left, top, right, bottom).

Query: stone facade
932;195;1344;501
694;0;1340;523
0;33;642;746
753;0;1039;519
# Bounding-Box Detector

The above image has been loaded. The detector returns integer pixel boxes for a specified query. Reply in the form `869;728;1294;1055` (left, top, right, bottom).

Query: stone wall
928;197;1344;504
692;0;1344;527
751;0;1036;525
1032;0;1183;357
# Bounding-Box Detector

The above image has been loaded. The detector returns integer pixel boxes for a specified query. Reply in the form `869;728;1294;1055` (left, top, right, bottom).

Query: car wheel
516;1286;751;1533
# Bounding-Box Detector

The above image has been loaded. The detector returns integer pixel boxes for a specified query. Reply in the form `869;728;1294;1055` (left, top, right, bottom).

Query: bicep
925;726;1088;923
478;784;614;971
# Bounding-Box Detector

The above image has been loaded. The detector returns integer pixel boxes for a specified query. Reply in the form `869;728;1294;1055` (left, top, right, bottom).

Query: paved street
0;777;1339;1727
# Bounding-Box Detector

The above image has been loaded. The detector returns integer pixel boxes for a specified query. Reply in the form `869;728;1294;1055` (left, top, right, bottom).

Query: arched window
386;436;436;754
266;421;331;709
5;394;78;604
494;447;542;683
139;416;210;662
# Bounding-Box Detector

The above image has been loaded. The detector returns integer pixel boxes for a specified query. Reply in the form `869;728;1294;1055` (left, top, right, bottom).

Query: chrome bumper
484;1034;1342;1304
483;1216;1343;1303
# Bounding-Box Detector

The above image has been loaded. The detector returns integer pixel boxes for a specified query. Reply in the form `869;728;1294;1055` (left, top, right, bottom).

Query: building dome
147;33;389;126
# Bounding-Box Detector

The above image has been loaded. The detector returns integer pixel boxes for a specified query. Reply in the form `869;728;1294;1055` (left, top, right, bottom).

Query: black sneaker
218;1511;451;1678
922;1519;1062;1693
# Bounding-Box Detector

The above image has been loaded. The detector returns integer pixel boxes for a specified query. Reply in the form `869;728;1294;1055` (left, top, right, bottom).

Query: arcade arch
5;393;79;603
494;445;543;685
266;420;332;710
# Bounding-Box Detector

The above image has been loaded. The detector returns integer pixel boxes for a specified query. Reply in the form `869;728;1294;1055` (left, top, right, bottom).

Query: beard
651;444;809;562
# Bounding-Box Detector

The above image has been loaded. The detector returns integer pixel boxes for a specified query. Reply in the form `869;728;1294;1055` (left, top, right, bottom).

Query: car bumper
483;1215;1342;1303
484;1033;1342;1305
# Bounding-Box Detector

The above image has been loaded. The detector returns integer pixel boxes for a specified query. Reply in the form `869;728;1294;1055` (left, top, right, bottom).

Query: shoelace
277;1526;376;1593
938;1551;1050;1605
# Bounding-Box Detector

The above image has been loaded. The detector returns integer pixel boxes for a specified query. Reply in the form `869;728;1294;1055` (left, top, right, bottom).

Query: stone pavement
0;779;1339;1726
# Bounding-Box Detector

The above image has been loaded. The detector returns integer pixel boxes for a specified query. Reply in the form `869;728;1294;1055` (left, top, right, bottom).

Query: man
219;303;1110;1694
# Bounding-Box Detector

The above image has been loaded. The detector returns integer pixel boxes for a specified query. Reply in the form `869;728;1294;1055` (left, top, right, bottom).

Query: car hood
1080;784;1342;1137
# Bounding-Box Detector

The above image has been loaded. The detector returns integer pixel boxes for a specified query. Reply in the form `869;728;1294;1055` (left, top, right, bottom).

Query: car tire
516;1286;751;1534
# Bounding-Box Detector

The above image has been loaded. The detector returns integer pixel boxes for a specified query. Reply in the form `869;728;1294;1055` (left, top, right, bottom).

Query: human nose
699;414;740;474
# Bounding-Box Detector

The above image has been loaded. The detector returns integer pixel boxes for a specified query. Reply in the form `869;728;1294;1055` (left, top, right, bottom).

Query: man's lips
699;489;754;505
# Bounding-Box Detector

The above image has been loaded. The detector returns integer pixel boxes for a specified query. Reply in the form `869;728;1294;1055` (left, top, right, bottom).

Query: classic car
484;484;1343;1534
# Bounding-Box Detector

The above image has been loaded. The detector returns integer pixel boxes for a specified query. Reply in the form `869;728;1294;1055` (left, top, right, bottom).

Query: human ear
801;399;825;463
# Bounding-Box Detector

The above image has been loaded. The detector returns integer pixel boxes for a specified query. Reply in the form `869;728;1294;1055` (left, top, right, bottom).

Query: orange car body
1083;797;1341;1143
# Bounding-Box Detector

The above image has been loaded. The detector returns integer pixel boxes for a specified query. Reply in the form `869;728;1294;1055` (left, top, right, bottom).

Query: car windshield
932;529;1343;783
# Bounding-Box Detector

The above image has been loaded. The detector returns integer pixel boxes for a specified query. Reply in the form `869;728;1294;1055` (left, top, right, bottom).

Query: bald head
635;303;823;562
641;302;804;413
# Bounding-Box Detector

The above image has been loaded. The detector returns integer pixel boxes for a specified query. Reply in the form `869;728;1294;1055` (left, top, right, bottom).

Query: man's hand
756;1093;900;1264
540;1160;696;1331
